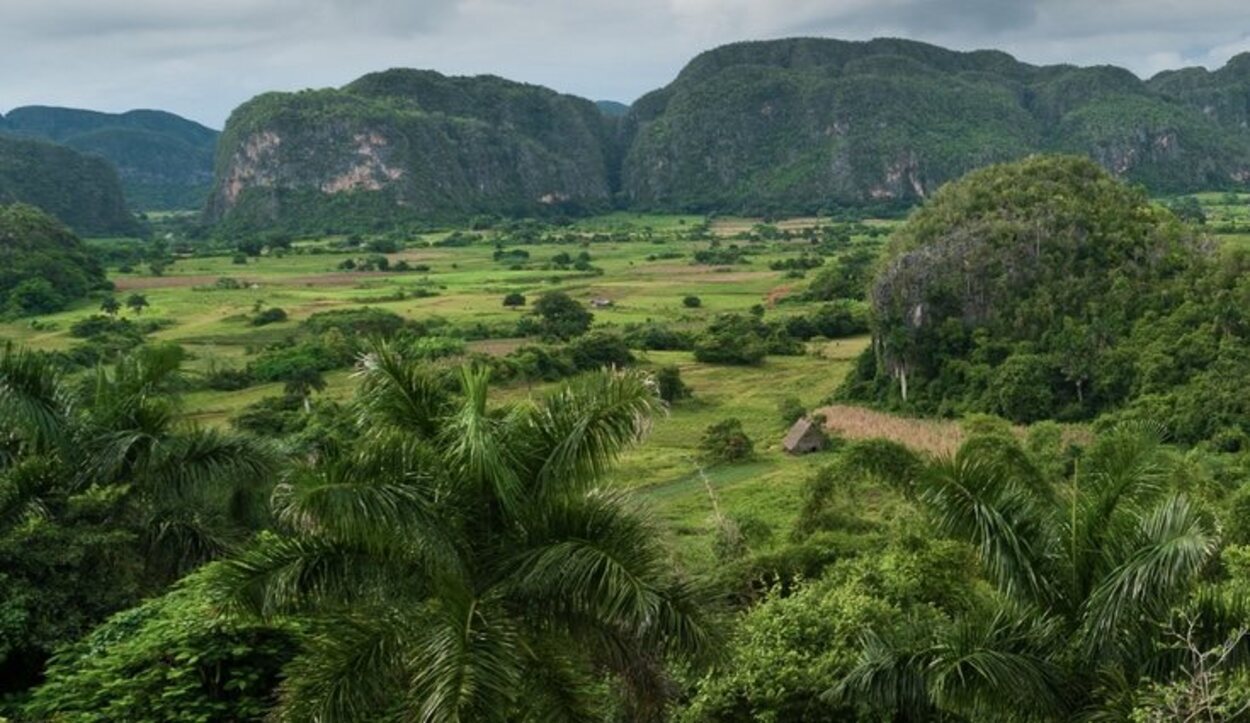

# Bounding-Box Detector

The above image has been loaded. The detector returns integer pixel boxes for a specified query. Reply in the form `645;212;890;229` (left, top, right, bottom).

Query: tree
699;418;754;464
656;366;691;403
282;366;326;413
502;292;526;307
7;278;65;316
830;425;1231;720
533;291;593;339
209;345;717;721
0;343;277;689
99;296;121;317
125;293;150;315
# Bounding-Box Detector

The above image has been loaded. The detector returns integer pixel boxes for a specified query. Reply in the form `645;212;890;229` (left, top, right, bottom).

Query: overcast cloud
3;0;1248;128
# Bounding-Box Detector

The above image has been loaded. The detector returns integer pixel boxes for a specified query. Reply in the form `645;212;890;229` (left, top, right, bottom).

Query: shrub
533;291;593;340
693;314;771;365
566;331;634;371
302;307;407;338
656;366;691;403
250;307;288;326
682;295;702;308
7;278;65;315
503;292;526;307
24;570;298;723
700;418;755;464
204;366;254;391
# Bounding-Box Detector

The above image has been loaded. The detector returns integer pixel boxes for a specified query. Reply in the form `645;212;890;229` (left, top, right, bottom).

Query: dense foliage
207;39;1250;231
0;106;219;210
0;136;139;235
624;38;1250;214
0;204;110;316
841;156;1250;446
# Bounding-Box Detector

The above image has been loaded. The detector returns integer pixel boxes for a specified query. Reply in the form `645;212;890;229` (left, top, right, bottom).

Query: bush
533;291;593;340
693;313;772;365
7;278;65;315
302;307;407;338
24;569;298;723
503;292;526;307
682;295;702;308
700;418;755;464
566;331;634;371
250;307;288;326
656;366;691;403
204;366;254;391
410;336;466;360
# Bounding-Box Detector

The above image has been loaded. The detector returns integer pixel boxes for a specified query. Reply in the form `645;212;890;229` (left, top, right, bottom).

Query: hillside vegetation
842;155;1250;446
623;38;1250;213
0;203;110;316
0;135;139;235
0;106;219;210
208;37;1250;231
207;70;617;233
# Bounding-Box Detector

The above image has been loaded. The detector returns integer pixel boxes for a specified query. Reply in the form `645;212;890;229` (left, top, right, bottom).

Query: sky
3;0;1249;129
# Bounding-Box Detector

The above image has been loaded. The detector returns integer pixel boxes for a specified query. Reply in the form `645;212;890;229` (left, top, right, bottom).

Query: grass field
4;199;1241;567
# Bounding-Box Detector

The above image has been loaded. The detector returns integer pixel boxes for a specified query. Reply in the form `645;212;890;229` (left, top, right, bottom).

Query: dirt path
765;284;796;307
112;271;393;290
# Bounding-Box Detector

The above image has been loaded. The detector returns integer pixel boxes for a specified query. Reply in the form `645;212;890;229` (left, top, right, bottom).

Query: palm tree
0;342;277;579
829;427;1237;720
282;366;327;413
211;343;718;721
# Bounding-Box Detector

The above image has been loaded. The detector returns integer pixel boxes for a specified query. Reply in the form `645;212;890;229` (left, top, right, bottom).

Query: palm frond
927;603;1070;718
1079;494;1217;659
278;608;416;722
506;491;666;626
0;455;61;532
354;341;452;439
272;440;465;577
0;343;75;452
523;368;661;499
918;447;1059;607
441;365;522;513
405;592;524;723
209;533;425;618
140;427;277;504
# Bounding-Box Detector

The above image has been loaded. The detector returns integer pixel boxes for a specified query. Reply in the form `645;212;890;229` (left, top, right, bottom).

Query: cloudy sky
3;0;1249;129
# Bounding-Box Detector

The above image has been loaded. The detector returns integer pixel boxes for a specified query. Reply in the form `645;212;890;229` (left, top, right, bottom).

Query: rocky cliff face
0;135;139;236
207;70;616;232
621;38;1250;213
0;106;218;210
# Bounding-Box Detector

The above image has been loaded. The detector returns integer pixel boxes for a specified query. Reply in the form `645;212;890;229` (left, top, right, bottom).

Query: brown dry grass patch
814;404;966;457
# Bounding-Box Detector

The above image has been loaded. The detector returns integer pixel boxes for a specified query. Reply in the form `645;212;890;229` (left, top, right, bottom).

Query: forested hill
207;37;1250;229
0;135;140;236
206;69;616;233
622;38;1250;213
0;105;218;210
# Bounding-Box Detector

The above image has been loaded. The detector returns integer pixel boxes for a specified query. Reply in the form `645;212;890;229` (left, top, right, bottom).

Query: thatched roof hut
782;417;826;454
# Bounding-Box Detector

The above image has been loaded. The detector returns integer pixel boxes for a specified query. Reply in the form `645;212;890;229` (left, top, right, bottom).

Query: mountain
621;38;1250;214
207;70;616;233
0;106;218;210
208;38;1250;228
595;100;630;117
0;135;140;236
